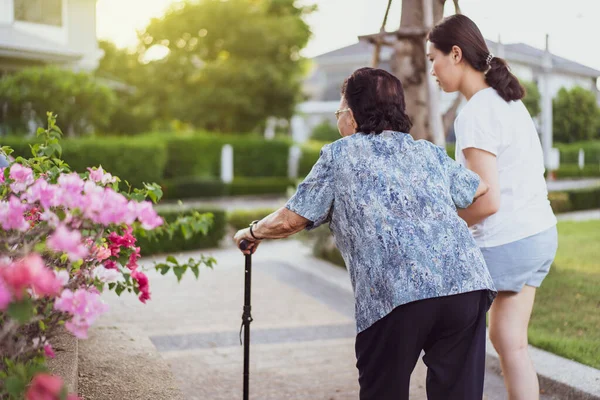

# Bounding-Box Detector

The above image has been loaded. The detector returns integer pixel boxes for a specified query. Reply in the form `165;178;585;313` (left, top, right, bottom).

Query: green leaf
108;283;116;290
160;265;170;275
5;375;26;397
115;284;125;296
173;266;185;282
39;320;46;331
166;255;178;265
181;224;190;240
190;265;200;279
7;298;34;324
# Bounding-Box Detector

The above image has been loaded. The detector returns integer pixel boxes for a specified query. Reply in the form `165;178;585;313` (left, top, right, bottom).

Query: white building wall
0;0;14;24
12;0;69;46
66;0;101;70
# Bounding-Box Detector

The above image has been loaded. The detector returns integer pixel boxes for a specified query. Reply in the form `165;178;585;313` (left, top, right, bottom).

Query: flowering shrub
0;114;215;399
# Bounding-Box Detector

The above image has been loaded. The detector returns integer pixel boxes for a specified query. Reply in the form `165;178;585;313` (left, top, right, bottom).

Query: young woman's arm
458;148;500;226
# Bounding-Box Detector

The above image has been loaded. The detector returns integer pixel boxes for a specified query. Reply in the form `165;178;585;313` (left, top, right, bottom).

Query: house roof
0;25;82;63
315;38;600;78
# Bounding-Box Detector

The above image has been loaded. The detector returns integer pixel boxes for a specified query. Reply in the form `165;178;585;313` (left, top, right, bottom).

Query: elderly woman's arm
233;208;311;254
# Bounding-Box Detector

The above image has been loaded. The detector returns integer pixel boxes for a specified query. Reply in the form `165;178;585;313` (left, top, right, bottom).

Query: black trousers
355;290;490;400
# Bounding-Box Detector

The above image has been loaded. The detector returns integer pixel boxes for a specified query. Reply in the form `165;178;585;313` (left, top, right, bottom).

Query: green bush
566;187;600;212
299;144;321;177
2;136;166;187
0;66;117;135
164;135;291;179
161;177;227;199
229;177;294;196
227;208;277;230
161;176;294;200
553;164;600;178
521;80;541;117
548;192;572;214
138;208;226;256
311;120;340;142
549;187;600;214
445;144;456;160
555;141;600;164
553;87;600;143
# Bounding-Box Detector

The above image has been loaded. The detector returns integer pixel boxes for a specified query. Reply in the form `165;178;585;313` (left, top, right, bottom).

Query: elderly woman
234;67;496;400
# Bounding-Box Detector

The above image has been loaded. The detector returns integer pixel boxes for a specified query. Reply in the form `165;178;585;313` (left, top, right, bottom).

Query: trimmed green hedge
161;176;294;200
138;207;226;256
164;135;291;179
553;164;600;178
299;146;321;177
2;136;167;187
229;177;295;196
161;177;227;199
549;187;600;214
227;208;277;230
555;141;600;164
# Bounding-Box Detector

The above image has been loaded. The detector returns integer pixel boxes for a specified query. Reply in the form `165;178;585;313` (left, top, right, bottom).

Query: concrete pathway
546;178;600;192
557;209;600;221
90;240;563;399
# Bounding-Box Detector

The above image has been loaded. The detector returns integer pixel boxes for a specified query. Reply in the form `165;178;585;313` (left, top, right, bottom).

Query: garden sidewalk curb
46;328;78;394
485;336;600;399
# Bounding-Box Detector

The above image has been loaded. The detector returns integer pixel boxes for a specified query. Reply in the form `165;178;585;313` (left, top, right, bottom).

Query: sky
96;0;600;71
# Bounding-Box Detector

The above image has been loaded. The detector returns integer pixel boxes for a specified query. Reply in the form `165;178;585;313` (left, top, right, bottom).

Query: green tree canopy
520;79;541;118
134;0;314;133
0;66;116;136
553;86;600;143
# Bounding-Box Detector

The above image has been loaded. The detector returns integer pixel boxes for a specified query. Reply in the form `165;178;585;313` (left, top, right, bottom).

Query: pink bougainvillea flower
56;173;84;209
0;195;30;232
54;269;70;287
26;179;59;209
9;163;34;193
131;269;150;303
0;275;12;311
87;166;116;185
127;246;141;271
44;344;56;359
103;259;118;270
92;244;111;262
135;201;163;230
0;167;5;183
93;265;120;283
1;254;62;299
54;288;109;339
47;225;88;262
25;373;63;400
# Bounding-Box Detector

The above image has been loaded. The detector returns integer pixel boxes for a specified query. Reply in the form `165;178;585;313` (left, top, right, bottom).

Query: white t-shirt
454;87;557;248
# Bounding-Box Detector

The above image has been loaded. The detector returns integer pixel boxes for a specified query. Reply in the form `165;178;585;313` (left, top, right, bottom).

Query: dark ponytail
485;57;525;102
428;14;525;102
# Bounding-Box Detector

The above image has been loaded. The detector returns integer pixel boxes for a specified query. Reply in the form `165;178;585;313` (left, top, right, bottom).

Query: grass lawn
529;220;600;369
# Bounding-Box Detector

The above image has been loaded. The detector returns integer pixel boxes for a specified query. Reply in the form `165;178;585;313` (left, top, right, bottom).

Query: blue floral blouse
286;131;496;333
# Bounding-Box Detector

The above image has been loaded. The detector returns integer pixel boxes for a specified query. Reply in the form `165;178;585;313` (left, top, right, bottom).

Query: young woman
427;14;558;400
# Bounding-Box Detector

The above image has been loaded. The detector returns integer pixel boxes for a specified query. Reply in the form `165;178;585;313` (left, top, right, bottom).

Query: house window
14;0;63;26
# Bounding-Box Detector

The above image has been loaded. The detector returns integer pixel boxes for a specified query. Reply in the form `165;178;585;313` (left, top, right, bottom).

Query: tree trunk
442;93;463;136
392;0;448;141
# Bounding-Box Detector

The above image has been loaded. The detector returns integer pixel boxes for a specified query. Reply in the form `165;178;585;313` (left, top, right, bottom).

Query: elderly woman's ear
349;111;358;131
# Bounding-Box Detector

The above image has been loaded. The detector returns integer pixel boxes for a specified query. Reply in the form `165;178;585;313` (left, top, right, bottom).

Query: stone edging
485;336;600;400
46;327;78;394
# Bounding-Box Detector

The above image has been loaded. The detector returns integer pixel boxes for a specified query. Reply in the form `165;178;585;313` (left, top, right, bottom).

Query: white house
297;38;600;143
0;0;102;73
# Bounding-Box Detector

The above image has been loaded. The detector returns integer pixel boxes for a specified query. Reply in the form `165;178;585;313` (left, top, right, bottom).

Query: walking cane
239;239;253;400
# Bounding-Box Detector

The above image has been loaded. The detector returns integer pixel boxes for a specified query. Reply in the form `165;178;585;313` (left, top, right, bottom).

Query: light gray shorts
480;226;558;292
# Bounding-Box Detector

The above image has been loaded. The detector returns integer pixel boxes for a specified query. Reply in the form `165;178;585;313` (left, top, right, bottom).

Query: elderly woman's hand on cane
233;209;310;255
234;224;261;255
